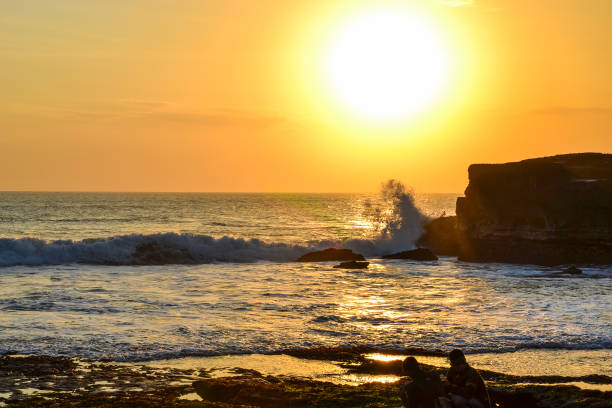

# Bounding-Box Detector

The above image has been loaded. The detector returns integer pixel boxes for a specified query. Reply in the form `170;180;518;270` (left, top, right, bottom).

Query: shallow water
0;193;609;366
0;259;609;360
133;350;612;388
366;349;612;377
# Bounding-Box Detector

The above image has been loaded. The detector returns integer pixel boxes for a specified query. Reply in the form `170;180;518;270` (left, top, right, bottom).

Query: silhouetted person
399;357;445;408
445;349;491;408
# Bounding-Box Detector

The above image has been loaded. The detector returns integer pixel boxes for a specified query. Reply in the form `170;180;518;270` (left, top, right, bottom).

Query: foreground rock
420;153;612;265
1;353;610;408
193;376;401;408
333;261;369;269
382;248;438;261
297;248;365;262
192;376;612;408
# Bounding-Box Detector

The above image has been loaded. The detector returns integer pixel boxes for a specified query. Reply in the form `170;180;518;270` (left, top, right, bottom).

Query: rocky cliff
454;153;612;265
419;153;612;265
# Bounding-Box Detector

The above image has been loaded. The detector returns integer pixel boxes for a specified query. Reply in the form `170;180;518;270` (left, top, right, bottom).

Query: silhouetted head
403;356;421;377
449;349;467;367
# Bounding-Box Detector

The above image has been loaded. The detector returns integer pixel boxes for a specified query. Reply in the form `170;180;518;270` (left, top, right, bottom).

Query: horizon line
0;190;462;195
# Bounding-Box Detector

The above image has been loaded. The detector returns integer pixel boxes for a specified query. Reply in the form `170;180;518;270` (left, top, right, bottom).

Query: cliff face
455;153;612;265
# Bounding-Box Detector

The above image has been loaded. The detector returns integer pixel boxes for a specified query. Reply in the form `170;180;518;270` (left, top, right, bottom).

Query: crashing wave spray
0;184;426;266
358;179;425;255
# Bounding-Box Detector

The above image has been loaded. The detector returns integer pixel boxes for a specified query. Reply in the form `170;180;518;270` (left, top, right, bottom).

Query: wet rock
489;388;540;407
382;248;438;261
333;261;369;269
132;241;195;265
296;248;365;262
417;216;459;256
193;378;308;407
193;377;401;408
563;266;583;275
2;354;611;408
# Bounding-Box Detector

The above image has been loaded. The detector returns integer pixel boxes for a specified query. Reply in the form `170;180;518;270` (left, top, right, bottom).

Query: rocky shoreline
420;153;612;265
2;348;610;408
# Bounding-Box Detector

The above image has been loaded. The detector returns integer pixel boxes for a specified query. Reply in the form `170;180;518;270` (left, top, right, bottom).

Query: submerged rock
563;266;583;275
455;153;612;265
382;248;438;261
132;241;195;265
333;261;369;269
297;248;365;262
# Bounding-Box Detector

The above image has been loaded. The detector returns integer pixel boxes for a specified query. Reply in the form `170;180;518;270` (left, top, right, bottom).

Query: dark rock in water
297;248;365;262
417;216;459;256
455;153;612;265
333;261;369;269
382;248;438;261
563;266;583;275
132;241;195;265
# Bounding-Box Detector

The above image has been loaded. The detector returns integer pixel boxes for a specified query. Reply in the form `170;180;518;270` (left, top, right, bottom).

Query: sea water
0;192;610;366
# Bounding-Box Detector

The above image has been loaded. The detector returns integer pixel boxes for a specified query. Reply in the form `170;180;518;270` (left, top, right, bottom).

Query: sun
324;7;450;122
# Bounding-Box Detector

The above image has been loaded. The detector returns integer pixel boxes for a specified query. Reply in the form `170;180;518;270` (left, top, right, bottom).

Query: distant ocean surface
0;192;610;361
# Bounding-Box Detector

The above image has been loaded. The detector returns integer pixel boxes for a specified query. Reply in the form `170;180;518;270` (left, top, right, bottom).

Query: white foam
0;181;427;267
0;234;314;266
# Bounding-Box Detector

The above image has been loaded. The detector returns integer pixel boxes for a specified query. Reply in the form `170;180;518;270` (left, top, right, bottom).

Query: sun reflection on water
365;353;449;368
340;374;400;385
364;353;405;362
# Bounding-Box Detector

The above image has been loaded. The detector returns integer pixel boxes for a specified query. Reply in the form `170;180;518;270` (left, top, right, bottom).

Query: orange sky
1;0;611;192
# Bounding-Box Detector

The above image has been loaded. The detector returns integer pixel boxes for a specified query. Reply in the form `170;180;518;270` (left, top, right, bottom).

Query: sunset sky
1;0;611;192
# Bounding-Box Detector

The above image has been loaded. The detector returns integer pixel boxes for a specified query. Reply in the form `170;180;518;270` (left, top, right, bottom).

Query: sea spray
350;179;425;255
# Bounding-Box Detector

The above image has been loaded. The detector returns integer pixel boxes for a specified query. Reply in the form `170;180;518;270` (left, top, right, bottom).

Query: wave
0;180;427;267
2;339;610;363
0;233;314;267
0;232;426;267
362;179;425;254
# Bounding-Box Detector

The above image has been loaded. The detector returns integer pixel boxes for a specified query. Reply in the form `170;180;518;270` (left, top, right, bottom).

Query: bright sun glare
324;7;450;122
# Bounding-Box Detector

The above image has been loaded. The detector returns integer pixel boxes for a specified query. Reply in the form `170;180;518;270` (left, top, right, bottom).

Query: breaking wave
0;233;317;267
0;231;424;267
0;180;427;267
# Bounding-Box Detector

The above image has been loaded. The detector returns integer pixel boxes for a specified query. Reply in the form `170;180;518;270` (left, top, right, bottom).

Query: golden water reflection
126;350;612;389
364;353;405;362
340;374;399;385
365;353;449;368
517;382;612;392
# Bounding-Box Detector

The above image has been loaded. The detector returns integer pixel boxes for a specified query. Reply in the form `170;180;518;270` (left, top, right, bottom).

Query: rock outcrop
454;153;612;265
416;216;458;256
132;241;195;265
333;261;369;269
297;248;365;262
563;266;583;275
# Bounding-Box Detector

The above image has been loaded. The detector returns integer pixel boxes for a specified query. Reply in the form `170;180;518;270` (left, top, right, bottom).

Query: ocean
0;192;610;363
